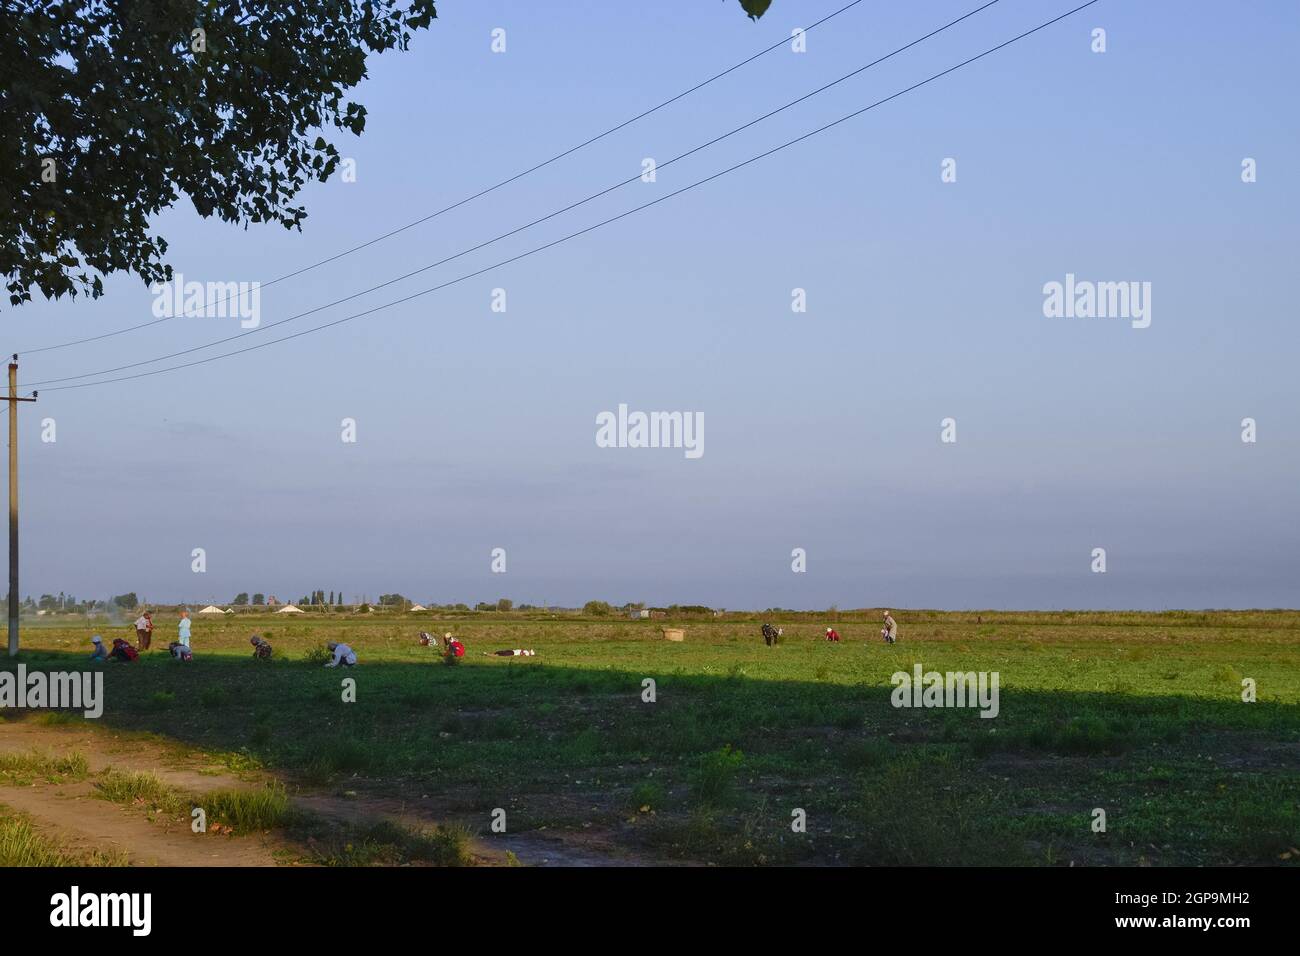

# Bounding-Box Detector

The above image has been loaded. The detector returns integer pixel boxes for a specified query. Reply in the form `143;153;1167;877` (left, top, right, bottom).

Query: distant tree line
230;591;345;607
23;592;141;613
24;592;719;617
584;601;716;617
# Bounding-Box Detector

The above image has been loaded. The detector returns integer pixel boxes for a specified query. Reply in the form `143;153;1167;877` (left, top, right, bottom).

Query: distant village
23;593;729;619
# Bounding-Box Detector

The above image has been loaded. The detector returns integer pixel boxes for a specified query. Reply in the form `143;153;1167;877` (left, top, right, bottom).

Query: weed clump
204;782;291;832
94;770;187;815
691;744;744;807
302;644;332;666
630;779;666;811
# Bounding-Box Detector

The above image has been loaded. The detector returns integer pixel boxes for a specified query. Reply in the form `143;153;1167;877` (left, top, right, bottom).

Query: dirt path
0;722;287;866
293;792;675;867
1;721;665;866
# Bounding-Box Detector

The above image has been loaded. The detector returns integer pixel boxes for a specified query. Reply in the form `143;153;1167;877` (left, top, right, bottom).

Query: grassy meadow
2;608;1298;866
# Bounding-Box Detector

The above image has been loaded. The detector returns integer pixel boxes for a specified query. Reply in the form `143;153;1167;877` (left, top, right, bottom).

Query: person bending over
108;637;139;663
325;642;357;667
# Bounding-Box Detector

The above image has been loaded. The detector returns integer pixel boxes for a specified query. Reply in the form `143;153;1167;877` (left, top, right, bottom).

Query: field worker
168;641;193;662
178;610;192;648
444;636;465;658
324;642;357;667
108;637;139;663
249;634;273;661
134;610;153;650
825;627;841;642
485;648;535;657
418;632;437;647
882;611;898;645
89;635;108;662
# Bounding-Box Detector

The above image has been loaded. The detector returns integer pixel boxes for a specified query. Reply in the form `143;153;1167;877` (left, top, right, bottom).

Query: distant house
276;604;304;615
409;604;427;612
628;609;650;619
197;605;224;615
266;596;280;607
648;609;668;620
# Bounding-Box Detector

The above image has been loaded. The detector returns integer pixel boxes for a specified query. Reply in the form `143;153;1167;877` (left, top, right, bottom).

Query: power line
35;0;1100;395
13;0;869;356
26;0;1003;389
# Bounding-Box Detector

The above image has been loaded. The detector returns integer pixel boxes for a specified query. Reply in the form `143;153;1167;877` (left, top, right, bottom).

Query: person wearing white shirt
134;611;153;650
324;642;357;667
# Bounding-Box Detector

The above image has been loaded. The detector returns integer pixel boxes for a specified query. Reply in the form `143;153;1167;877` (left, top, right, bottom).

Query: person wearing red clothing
825;627;841;642
108;637;139;662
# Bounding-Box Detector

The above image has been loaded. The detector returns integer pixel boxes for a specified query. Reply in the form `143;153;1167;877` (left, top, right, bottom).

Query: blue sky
8;0;1299;610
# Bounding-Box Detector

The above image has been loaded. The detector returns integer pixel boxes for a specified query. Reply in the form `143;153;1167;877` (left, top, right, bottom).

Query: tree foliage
0;0;437;306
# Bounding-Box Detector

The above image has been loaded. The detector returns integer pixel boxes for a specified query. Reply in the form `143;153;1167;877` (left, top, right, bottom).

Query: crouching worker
250;634;273;660
325;642;357;667
108;637;139;663
444;636;465;658
825;627;841;642
168;641;193;662
89;635;108;662
418;631;437;647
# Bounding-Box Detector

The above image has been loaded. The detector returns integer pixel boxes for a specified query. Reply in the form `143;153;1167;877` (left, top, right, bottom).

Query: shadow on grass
2;650;1298;866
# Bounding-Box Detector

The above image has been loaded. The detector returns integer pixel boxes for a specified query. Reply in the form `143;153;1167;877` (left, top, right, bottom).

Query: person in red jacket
108;637;139;662
825;627;841;642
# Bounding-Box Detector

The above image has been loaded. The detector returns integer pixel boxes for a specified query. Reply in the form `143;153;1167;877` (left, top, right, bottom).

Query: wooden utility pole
7;356;36;657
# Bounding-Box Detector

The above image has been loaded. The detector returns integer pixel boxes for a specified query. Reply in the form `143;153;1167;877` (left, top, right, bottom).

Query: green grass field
3;609;1298;865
